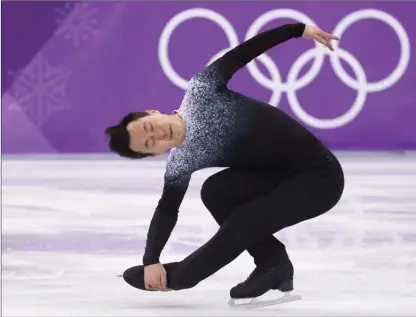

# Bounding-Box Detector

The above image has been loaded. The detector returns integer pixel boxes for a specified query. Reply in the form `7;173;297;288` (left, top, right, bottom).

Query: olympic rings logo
158;8;410;129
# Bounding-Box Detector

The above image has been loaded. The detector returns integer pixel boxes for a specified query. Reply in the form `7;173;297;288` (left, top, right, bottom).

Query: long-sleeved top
143;22;322;266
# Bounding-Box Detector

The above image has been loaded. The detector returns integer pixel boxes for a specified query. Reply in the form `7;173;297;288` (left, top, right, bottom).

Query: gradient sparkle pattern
164;64;241;191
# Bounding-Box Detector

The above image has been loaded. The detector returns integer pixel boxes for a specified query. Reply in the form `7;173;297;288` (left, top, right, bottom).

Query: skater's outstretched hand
144;263;170;291
302;25;340;51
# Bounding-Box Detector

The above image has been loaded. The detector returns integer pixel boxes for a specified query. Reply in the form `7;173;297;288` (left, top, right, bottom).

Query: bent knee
319;165;345;214
200;174;220;208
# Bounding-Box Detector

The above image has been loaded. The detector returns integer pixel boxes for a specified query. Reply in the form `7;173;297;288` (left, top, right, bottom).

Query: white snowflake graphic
55;2;98;47
8;53;72;127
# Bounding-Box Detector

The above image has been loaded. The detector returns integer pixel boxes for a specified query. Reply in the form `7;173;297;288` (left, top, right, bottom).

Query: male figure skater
105;22;344;307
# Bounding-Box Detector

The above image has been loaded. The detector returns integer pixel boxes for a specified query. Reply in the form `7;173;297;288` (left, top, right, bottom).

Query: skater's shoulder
166;147;197;171
187;67;227;95
165;146;209;177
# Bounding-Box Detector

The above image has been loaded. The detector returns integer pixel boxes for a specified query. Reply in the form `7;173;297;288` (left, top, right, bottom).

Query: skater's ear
105;111;153;159
145;109;161;115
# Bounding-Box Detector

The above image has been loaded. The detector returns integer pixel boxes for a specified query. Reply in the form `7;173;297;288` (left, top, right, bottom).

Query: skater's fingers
147;276;160;291
146;281;157;291
160;271;168;290
320;30;340;40
315;35;334;51
144;280;152;290
151;277;163;291
314;35;327;46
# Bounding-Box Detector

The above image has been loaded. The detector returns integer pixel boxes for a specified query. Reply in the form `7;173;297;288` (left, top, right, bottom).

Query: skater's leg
201;168;291;267
124;168;289;291
172;155;344;289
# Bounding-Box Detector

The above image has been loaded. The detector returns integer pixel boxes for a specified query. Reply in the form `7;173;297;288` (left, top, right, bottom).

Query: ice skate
122;264;157;291
228;261;301;308
122;262;196;291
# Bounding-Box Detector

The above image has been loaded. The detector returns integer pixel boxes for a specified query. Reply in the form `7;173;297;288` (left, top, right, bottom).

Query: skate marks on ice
2;261;65;281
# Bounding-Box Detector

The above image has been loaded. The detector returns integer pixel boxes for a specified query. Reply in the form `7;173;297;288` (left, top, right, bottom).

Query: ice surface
2;152;416;316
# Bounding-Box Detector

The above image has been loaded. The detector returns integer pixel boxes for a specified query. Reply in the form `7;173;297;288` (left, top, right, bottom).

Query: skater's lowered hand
144;263;170;291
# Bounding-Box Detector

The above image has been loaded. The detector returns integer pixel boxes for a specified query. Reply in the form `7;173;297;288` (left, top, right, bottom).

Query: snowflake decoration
54;2;76;20
8;53;72;127
55;2;98;47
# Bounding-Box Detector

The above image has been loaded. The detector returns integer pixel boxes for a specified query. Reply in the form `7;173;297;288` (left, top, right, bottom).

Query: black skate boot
122;264;154;291
229;260;301;308
122;262;196;291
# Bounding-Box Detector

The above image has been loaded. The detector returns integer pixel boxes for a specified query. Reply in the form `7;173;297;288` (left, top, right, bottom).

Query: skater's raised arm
196;23;339;86
196;23;305;85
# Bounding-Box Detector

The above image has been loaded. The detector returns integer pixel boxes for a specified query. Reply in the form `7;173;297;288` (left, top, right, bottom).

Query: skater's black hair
105;112;153;159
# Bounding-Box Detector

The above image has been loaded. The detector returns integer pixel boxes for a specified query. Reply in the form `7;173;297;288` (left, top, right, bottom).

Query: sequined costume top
143;23;322;266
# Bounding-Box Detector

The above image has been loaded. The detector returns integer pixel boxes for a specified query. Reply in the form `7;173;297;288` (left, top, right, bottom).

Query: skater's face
126;110;186;155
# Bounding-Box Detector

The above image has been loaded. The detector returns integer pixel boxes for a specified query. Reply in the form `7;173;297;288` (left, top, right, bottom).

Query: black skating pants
171;145;344;289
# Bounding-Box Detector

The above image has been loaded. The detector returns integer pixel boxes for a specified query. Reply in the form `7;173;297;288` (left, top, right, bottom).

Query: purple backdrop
2;1;415;153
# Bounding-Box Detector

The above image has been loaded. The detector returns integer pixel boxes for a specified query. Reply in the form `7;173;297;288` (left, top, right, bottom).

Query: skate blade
228;292;301;309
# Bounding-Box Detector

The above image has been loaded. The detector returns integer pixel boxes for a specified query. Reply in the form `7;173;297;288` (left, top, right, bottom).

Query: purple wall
2;1;415;153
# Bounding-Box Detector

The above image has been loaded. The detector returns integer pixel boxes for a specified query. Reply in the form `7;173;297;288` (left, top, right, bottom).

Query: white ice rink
2;152;416;316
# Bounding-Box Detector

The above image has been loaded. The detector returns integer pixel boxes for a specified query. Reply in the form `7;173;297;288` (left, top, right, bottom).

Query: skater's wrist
144;262;160;267
143;256;160;267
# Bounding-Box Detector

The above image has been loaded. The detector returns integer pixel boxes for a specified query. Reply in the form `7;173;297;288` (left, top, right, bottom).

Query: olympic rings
158;8;410;129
